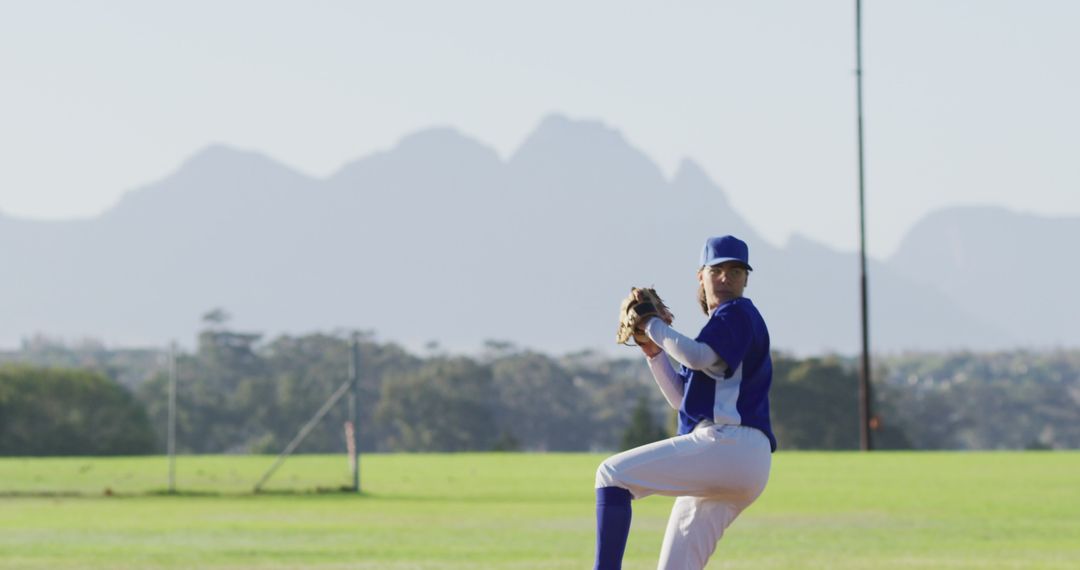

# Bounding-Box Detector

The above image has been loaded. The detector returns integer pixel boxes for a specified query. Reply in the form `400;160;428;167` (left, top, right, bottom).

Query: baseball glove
616;287;674;346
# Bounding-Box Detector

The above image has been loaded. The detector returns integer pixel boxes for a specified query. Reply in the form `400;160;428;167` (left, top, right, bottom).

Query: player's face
699;261;749;309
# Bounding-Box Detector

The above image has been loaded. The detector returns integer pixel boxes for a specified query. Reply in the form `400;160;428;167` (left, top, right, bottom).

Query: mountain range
2;114;1075;355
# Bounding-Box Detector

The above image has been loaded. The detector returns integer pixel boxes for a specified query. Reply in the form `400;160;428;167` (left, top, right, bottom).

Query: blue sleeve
695;304;752;378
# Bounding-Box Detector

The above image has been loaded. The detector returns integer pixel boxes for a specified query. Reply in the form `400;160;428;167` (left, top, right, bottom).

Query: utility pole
349;334;361;492
855;0;874;451
167;342;178;492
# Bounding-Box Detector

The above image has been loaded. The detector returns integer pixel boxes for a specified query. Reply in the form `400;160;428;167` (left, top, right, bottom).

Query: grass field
1;452;1077;569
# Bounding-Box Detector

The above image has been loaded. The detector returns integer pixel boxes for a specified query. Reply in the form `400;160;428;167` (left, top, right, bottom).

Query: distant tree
620;396;669;450
490;352;593;451
201;308;231;328
770;356;861;450
136;320;268;453
259;333;420;454
0;365;155;455
0;336;163;390
138;328;423;454
93;324;1080;454
879;350;1080;450
566;354;665;451
375;357;496;451
481;339;519;362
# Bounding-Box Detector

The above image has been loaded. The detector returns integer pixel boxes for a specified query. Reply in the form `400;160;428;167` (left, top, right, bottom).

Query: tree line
2;328;1078;456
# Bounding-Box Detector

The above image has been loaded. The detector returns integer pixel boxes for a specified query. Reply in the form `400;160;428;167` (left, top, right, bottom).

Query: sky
2;0;1077;259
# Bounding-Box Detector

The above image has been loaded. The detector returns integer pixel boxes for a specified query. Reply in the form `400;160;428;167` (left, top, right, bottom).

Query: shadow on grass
1;486;374;499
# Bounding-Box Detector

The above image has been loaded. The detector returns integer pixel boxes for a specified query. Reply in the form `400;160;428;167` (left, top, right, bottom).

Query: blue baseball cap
700;235;752;270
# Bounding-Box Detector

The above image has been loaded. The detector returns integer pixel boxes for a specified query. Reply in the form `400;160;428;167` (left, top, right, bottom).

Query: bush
0;366;156;455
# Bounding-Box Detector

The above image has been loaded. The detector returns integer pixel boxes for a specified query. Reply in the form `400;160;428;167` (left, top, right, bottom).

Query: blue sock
594;486;633;570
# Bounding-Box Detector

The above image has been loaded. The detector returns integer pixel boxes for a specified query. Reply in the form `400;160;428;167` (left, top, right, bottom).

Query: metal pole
855;0;874;451
349;334;360;493
167;342;178;492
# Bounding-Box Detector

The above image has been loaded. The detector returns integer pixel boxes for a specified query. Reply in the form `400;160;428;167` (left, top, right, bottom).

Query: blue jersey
676;297;776;452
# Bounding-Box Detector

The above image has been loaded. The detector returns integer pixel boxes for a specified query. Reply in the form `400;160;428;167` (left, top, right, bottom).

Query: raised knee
595;460;618;489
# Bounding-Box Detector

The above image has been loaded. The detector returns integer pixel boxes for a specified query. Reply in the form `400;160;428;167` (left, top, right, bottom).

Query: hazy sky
2;0;1076;258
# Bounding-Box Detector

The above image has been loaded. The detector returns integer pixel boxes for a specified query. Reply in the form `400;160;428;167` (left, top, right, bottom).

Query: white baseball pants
595;422;771;570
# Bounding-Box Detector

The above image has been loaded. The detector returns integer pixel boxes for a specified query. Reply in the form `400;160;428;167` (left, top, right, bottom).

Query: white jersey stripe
711;363;743;426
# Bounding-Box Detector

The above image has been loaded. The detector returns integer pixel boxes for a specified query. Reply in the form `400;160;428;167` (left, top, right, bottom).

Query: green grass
0;452;1077;569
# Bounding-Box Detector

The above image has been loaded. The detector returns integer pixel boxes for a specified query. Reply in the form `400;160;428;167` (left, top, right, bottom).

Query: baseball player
595;235;776;570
